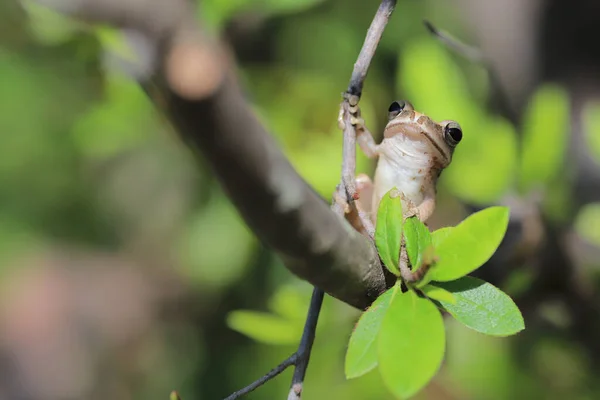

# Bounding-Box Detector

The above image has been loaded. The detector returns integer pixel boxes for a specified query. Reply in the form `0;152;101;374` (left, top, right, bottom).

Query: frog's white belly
371;137;432;214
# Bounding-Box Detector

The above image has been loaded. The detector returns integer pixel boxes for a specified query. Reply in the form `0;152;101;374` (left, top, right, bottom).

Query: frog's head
383;100;462;168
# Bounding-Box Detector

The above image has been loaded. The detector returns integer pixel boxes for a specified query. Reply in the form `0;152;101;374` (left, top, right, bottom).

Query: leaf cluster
345;189;524;399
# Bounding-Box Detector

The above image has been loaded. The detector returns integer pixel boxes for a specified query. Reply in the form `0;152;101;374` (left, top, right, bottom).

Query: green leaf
422;285;456;304
432;226;454;247
375;189;403;275
226;310;301;345
71;75;155;158
378;290;445;399
199;0;324;31
583;100;600;163
95;27;138;63
260;0;325;16
519;84;569;192
399;38;517;205
443;116;518;205
414;226;455;287
429;206;510;282
433;277;525;336
574;202;600;247
345;286;397;379
22;0;83;45
404;216;432;271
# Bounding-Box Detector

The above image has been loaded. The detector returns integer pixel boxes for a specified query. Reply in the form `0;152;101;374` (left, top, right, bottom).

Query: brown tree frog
348;100;462;225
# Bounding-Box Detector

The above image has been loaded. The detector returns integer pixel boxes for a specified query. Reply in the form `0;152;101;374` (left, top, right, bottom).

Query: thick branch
39;0;387;309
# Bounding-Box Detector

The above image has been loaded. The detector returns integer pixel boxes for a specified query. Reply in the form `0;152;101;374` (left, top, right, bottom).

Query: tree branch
223;1;397;397
37;0;391;310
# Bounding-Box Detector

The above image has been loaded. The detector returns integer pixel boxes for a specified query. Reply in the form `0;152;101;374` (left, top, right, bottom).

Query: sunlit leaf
520;84;569;192
399;38;473;122
429;207;509;282
404;216;432;272
71;75;155;157
422;284;456;304
574;203;600;247
345;286;397;379
501;268;535;298
375;189;403;275
177;198;257;289
268;284;312;323
444;116;518;205
583;100;600;165
378;290;445;399
399;39;517;204
260;0;325;15
434;277;524;336
432;226;454;247
95;26;138;63
22;0;83;45
199;0;324;31
226;310;301;345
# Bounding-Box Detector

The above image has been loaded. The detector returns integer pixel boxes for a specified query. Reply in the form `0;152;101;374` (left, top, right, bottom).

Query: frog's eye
388;100;413;120
444;121;463;146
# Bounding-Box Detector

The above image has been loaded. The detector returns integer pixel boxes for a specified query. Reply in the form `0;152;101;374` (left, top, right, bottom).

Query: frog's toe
350;116;366;128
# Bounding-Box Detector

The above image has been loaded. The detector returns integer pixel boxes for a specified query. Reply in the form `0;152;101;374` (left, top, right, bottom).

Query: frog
338;99;463;281
350;99;462;224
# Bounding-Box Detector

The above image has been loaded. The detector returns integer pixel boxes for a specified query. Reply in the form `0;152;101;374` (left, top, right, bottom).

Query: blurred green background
2;0;600;399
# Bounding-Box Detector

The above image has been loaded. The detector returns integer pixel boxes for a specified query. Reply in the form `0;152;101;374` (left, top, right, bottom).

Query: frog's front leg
400;185;436;223
352;114;381;159
337;103;381;158
415;185;437;223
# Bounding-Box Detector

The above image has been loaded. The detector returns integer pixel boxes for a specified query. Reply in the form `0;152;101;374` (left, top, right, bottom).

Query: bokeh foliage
3;0;600;399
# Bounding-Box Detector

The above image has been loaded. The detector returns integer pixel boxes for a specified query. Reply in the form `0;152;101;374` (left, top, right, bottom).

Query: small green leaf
345;286;397;379
22;0;83;45
519;84;569;192
422;285;456;304
583;100;600;163
375;189;403;275
429;206;510;282
226;310;301;345
260;0;325;16
434;277;525;336
414;227;455;288
169;391;181;400
574;203;600;247
404;216;432;271
378;290;445;399
432;226;454;247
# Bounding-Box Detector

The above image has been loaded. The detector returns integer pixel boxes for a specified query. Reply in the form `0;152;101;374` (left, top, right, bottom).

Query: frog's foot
399;194;420;221
350;115;366;131
338;102;366;131
403;207;421;221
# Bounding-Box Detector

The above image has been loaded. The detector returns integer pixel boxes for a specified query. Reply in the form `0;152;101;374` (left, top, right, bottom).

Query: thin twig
423;20;519;126
286;288;325;400
222;1;398;399
287;1;397;398
348;0;398;97
223;354;297;400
